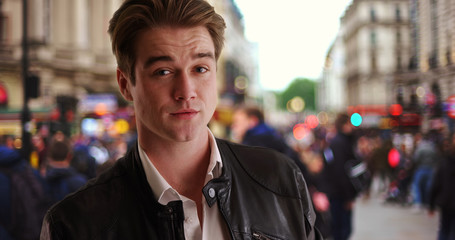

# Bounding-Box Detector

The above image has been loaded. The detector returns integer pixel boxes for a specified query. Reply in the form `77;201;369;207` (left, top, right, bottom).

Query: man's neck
139;130;211;200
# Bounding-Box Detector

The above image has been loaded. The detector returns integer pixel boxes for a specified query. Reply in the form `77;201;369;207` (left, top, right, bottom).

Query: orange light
94;103;108;116
293;123;307;140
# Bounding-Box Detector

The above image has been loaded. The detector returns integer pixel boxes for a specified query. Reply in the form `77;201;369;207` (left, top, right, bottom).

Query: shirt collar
138;128;223;205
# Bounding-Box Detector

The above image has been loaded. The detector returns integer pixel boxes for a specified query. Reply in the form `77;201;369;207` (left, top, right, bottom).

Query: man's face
231;110;255;142
117;26;218;144
342;121;353;135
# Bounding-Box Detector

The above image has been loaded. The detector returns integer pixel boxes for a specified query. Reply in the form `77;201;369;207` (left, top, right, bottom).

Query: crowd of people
0;131;134;240
230;104;455;240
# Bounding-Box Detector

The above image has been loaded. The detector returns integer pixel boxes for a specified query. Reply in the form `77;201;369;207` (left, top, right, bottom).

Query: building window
396;54;402;71
447;49;453;65
396;30;401;44
430;0;438;65
0;13;7;44
370;8;376;22
370;31;377;47
371;51;377;72
429;52;438;69
395;6;401;22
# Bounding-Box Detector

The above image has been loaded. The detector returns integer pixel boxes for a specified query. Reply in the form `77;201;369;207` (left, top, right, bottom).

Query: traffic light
26;75;40;99
51;96;78;136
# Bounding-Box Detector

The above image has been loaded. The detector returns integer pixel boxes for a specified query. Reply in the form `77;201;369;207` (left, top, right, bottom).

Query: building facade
395;0;455;131
322;0;455;132
318;27;347;113
342;0;411;107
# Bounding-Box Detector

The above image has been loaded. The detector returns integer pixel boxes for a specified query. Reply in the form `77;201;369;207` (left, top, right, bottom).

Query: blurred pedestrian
44;135;87;204
232;105;331;239
71;133;97;179
0;144;49;240
40;0;321;239
32;134;48;175
0;135;15;149
429;133;455;240
411;132;439;212
320;113;359;240
231;105;302;163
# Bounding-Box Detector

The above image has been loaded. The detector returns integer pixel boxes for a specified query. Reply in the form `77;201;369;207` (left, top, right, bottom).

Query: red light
50;108;60;121
389;104;403;116
66;110;74;122
388;148;400;168
0;84;7;105
305;115;319;129
293;123;307;140
447;95;455;119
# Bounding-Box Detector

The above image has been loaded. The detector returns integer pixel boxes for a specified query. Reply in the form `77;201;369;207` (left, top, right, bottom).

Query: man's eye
156;69;171;76
196;67;208;73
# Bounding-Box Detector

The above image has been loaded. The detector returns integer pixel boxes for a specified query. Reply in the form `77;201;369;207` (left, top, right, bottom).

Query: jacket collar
121;139;233;208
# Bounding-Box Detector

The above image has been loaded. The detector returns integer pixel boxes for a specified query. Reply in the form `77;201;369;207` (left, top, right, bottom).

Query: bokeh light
317;111;329;125
287;96;305;113
293;123;307;140
305;115;319;129
94;103;108;116
416;86;425;98
114;119;130;134
389;104;403;116
350;113;362;127
234;76;248;93
388;148;400;168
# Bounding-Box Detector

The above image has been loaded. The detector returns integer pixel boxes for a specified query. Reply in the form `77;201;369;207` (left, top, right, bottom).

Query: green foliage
277;78;317;111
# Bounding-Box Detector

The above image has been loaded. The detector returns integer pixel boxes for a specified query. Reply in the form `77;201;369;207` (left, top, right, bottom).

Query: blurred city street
351;184;439;240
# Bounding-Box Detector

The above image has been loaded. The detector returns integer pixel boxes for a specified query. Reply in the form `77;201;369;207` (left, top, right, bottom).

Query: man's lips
170;109;199;119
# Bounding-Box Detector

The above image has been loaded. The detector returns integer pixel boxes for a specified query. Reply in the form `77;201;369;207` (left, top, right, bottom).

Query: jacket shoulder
217;139;307;197
43;158;130;238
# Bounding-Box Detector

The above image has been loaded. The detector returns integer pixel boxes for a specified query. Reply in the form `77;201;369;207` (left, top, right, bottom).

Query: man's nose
173;72;197;101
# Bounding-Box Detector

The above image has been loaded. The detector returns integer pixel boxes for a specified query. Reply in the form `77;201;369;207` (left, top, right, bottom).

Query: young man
40;0;321;239
320;113;358;240
44;134;88;204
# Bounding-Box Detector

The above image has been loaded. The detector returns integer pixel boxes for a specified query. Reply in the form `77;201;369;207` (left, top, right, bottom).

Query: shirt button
208;188;216;198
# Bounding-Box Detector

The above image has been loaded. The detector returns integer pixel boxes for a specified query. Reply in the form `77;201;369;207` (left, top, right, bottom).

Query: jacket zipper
252;232;271;240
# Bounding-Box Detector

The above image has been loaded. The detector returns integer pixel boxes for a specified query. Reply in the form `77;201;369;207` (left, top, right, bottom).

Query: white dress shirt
138;129;230;239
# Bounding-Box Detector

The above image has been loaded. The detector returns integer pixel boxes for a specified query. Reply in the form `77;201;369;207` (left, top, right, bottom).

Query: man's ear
117;68;133;101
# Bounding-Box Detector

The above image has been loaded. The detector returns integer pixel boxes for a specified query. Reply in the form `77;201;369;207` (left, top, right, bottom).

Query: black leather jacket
41;139;321;240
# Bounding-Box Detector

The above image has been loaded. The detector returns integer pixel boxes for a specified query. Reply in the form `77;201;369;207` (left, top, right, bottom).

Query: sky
233;0;352;91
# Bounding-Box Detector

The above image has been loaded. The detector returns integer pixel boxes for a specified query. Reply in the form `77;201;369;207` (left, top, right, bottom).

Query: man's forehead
136;27;215;60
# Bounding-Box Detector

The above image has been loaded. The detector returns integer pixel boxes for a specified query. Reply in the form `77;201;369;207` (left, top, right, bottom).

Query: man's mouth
170;109;199;119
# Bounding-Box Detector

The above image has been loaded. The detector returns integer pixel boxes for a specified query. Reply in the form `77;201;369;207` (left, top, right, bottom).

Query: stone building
318;26;347;113
342;0;412;107
320;0;455;131
395;0;455;131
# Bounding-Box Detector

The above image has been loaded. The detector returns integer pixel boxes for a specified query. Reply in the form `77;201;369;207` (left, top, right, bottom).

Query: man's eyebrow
143;56;172;69
143;52;214;68
194;52;214;59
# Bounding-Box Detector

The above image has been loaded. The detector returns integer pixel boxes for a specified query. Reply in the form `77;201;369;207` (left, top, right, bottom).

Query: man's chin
172;126;209;143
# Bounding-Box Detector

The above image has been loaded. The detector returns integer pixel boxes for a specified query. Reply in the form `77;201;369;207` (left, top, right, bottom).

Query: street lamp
20;0;31;160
